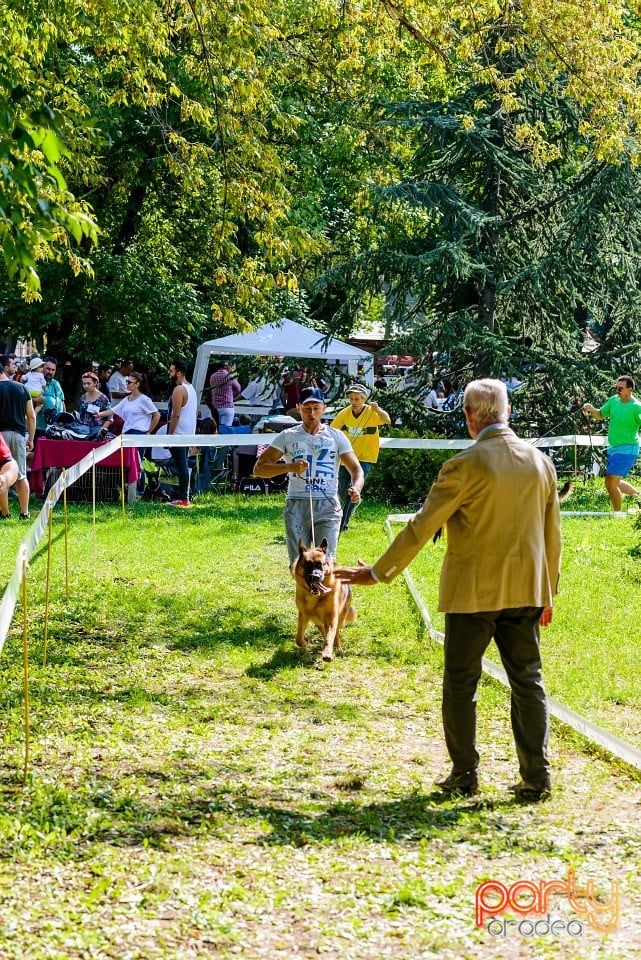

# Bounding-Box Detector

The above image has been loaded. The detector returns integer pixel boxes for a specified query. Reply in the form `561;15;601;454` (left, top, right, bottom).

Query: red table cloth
30;439;141;496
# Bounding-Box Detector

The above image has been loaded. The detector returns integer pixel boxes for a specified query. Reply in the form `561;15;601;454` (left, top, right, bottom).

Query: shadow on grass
0;768;510;855
106;788;512;849
251;793;507;846
245;646;308;678
168;613;291;652
26;606;293;656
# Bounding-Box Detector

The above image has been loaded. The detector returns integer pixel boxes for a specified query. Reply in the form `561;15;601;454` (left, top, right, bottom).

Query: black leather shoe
509;780;551;802
435;770;479;796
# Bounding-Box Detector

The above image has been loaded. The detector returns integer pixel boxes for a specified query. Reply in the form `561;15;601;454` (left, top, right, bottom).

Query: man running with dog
582;375;641;514
253;386;363;565
336;378;561;801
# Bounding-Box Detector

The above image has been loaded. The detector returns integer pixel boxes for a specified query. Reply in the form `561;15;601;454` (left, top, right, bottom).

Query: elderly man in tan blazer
337;378;561;800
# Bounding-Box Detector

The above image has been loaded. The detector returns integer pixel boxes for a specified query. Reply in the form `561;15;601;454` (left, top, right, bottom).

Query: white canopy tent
192;319;374;403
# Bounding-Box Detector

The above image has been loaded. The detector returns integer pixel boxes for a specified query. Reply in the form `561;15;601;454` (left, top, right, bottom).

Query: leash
583;409;599;479
303;458;349;549
308;475;316;547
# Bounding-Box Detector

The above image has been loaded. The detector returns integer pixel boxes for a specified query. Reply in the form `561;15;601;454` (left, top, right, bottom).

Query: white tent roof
192;319;373;401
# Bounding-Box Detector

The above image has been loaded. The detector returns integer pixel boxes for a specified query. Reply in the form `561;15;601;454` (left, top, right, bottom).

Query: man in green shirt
582;375;641;513
34;356;66;439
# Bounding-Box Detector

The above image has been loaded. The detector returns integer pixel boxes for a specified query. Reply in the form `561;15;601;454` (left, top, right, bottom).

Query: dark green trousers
443;607;550;786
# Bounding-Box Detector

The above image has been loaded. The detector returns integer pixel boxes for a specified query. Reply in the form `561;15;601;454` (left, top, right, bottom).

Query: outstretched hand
334;559;377;586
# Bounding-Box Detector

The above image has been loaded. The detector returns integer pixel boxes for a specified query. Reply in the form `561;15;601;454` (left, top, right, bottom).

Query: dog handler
582;375;641;513
336;379;561;801
253;386;364;564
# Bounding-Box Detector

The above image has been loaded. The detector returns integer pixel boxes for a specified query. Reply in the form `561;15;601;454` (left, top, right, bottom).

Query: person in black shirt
0;355;36;519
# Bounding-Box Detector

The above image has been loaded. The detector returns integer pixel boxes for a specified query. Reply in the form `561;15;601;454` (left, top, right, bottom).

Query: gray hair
463;378;509;427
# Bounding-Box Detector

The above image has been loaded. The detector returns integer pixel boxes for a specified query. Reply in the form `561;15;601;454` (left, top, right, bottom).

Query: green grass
0;489;640;959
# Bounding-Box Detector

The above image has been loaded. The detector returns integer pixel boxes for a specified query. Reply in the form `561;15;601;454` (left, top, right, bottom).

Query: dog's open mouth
308;568;331;596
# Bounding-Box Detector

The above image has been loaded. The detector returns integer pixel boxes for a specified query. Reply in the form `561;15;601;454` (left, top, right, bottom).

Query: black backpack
44;411;105;442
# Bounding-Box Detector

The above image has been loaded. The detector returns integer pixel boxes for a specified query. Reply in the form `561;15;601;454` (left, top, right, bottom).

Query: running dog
293;538;357;662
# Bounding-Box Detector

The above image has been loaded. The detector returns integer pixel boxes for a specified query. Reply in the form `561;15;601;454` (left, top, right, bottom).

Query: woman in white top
424;380;445;411
95;372;160;434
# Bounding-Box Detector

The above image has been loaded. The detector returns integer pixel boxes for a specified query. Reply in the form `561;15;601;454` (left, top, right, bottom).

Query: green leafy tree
316;5;641;432
3;0;641;379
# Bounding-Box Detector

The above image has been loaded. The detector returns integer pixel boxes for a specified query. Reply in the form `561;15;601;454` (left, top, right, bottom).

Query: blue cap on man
299;386;325;404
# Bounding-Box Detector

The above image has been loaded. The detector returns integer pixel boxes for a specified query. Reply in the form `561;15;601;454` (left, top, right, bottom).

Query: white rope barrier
384;518;641;772
0;435;123;655
378;435;608;450
115;433;609;450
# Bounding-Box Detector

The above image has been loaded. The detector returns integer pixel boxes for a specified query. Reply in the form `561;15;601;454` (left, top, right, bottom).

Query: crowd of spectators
2;347;527;514
0;352;192;513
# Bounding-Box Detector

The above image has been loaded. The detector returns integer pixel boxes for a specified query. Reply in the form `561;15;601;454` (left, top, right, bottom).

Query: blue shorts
606;450;638;478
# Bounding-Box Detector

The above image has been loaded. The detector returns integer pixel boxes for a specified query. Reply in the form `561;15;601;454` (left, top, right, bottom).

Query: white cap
29;356;45;371
345;383;369;398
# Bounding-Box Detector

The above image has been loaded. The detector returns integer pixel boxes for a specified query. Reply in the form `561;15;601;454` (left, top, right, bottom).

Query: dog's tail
558;481;573;502
342;584;358;624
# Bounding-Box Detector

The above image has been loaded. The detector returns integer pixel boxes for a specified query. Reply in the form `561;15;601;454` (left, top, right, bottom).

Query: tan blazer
372;426;561;613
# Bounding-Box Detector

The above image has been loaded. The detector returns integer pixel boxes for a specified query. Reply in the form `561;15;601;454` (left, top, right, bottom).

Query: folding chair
194;445;232;494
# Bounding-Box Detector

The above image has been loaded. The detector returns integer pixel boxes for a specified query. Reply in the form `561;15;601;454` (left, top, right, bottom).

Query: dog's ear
298;538;307;555
319;538;329;552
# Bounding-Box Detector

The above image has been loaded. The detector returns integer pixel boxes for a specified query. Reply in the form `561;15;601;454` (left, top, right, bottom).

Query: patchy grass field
0;490;640;959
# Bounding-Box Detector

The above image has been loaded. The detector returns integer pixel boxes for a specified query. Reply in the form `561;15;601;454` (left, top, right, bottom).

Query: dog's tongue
314;581;331;595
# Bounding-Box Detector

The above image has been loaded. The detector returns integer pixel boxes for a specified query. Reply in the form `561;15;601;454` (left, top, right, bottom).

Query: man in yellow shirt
331;384;391;531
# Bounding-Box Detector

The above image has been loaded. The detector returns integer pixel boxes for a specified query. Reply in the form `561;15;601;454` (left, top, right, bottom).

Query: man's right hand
334;560;377;586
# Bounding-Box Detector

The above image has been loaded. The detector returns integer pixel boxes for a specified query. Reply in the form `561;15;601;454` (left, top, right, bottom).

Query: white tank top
174;382;198;435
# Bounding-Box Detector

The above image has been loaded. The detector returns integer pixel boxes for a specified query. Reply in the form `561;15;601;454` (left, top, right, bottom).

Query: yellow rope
120;440;126;518
43;493;54;667
21;556;30;785
63;470;70;602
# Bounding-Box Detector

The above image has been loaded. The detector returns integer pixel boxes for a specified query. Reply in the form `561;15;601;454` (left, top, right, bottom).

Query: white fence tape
116;433;609;450
384;518;641;772
377;435;607;450
0;435;124;654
